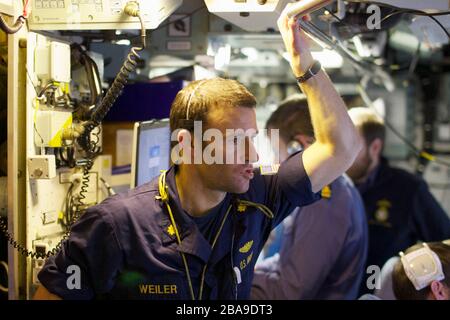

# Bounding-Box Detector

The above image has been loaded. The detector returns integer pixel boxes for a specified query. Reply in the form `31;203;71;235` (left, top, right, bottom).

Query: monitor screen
132;119;171;188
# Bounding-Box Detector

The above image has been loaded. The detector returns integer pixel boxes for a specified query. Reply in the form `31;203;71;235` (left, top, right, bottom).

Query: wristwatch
295;60;322;84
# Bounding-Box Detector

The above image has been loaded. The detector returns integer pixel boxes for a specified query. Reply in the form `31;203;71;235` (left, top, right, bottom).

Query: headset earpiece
183;80;207;130
287;140;303;155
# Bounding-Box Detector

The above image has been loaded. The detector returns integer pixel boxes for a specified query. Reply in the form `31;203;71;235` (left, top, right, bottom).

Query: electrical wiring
99;177;116;196
324;8;390;66
62;182;76;229
0;0;29;34
0;15;26;34
2;3;187;260
0;260;7;293
358;82;450;168
346;1;450;38
0;173;86;259
32;98;45;148
128;4;206;42
23;0;31;18
407;42;421;78
60;6;206;43
298;18;395;92
379;10;450;39
434;157;450;167
58;147;76;167
325;6;398;35
348;1;450;16
26;68;40;97
0;215;70;258
326;9;427;77
78;2;147;158
0;169;76;259
31;81;70;152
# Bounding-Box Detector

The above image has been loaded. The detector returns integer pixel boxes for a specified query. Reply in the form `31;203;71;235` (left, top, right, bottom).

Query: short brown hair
392;242;450;300
348;107;385;146
169;78;256;132
265;94;314;142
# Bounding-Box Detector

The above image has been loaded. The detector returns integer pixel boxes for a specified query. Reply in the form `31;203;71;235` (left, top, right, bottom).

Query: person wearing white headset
392;241;450;300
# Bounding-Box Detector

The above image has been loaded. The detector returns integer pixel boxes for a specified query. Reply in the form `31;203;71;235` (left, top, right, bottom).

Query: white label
167;41;192;51
233;266;242;284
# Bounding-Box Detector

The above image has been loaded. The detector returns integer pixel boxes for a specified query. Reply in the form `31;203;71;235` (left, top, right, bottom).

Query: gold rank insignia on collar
237;203;247;212
260;164;280;175
321;185;332;199
167;224;176;237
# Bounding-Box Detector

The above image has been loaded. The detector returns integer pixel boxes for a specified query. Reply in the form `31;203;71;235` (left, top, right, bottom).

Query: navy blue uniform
38;152;319;299
358;157;450;293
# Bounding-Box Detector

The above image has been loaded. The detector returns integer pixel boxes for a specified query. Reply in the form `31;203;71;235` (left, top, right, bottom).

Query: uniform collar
158;166;212;263
156;167;247;266
356;157;388;194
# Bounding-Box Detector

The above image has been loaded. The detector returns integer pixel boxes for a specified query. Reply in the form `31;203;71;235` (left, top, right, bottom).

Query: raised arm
277;7;362;192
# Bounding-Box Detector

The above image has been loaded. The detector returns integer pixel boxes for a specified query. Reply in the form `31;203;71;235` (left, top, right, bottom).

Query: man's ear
429;281;449;300
369;138;383;159
174;129;194;164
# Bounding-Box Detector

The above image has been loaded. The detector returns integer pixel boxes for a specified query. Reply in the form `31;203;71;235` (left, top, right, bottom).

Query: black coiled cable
77;120;101;159
0;160;93;259
0;15;25;34
75;159;94;213
92;46;143;123
0;214;77;259
78;13;146;150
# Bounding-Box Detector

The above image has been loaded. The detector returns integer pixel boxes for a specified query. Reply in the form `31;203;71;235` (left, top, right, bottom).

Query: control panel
28;0;183;30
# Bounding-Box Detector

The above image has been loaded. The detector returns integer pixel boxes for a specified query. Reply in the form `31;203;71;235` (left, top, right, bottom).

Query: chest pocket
232;240;258;299
236;239;256;272
232;200;272;277
233;230;261;296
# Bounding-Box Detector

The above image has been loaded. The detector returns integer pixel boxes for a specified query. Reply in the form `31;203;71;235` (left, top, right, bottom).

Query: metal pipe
286;0;334;19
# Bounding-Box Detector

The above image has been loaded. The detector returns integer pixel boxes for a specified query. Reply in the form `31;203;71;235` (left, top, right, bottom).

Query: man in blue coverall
34;6;362;300
346;107;450;294
251;95;368;300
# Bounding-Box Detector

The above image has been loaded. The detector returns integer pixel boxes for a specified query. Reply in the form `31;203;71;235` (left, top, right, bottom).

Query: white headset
185;80;207;121
400;243;445;291
286;140;303;155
